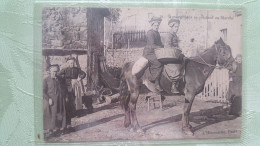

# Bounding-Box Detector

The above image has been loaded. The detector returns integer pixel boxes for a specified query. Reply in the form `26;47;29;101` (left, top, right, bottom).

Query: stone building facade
105;9;242;68
42;7;110;89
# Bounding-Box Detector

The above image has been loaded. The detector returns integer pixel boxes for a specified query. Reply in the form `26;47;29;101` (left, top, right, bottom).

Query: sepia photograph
42;7;242;142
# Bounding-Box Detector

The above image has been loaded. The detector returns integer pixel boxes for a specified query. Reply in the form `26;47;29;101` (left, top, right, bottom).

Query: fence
105;45;231;102
113;30;146;49
198;68;230;103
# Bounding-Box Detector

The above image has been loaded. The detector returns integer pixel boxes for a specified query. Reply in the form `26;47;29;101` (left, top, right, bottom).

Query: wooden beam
42;49;88;56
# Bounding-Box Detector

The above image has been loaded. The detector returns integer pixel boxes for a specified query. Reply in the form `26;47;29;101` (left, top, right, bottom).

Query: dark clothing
227;62;242;116
65;91;75;125
145;51;162;81
229;62;242;84
58;67;86;92
228;62;242;100
143;29;164;59
43;76;66;130
164;32;184;61
163;32;184;93
143;29;164;81
145;29;164;48
57;67;86;125
164;32;179;48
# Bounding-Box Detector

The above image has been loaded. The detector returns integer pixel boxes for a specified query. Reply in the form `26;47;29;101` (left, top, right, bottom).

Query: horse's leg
127;75;143;133
121;80;131;128
129;90;143;133
182;91;196;136
161;95;165;102
124;102;131;128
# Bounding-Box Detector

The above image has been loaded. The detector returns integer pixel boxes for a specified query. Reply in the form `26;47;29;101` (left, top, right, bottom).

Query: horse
119;38;235;135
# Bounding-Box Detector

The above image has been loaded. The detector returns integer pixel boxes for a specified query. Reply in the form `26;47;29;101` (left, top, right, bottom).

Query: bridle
190;44;233;69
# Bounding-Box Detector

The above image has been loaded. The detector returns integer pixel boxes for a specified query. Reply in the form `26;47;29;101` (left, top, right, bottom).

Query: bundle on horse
119;38;235;135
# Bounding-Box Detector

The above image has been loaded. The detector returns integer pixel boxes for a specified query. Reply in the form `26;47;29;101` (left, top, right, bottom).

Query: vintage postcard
42;7;242;142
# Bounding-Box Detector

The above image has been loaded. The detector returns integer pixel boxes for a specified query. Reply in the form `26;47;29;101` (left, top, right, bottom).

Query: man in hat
143;16;164;91
43;65;66;137
57;57;86;128
164;19;186;93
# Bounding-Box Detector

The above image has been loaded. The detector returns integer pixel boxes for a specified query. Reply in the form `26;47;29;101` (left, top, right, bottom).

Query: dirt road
47;94;241;142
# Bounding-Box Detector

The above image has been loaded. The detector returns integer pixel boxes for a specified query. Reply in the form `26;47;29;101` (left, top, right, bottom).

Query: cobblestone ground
46;94;241;142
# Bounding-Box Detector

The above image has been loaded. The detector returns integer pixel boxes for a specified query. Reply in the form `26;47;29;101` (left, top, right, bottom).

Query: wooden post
160;96;162;111
128;39;129;49
87;44;92;90
147;96;150;111
111;20;113;49
153;97;155;109
219;69;223;102
214;70;218;100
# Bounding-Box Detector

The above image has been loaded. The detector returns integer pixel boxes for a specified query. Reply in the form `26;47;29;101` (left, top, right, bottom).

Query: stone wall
105;30;206;68
106;9;242;68
42;7;108;53
42;7;109;88
106;48;144;67
42;7;89;50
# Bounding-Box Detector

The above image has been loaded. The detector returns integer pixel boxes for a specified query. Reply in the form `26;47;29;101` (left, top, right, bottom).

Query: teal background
0;0;260;145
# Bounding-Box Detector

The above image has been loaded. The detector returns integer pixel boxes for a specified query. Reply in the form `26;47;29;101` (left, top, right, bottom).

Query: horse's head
215;38;235;70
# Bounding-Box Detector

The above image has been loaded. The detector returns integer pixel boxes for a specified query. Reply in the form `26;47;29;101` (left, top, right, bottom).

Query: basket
155;48;177;59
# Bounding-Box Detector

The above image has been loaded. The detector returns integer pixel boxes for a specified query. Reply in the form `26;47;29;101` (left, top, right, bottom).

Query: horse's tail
119;63;131;110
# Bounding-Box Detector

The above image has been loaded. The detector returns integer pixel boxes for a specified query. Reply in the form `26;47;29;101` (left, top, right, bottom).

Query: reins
188;44;227;69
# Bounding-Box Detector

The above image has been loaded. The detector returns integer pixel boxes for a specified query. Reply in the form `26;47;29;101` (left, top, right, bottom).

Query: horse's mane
188;45;215;62
188;38;228;62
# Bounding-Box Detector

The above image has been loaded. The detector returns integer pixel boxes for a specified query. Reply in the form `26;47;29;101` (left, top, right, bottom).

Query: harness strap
190;45;217;68
188;44;231;69
197;53;216;68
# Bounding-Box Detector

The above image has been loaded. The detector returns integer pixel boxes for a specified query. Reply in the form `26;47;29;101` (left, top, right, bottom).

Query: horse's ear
219;37;225;45
215;37;225;46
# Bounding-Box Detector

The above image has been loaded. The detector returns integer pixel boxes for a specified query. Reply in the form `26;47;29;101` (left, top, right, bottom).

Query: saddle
132;48;185;79
132;48;186;93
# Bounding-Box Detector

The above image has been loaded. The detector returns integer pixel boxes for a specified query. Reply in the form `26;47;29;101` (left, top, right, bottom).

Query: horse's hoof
124;122;130;128
129;127;134;132
182;124;193;129
182;127;194;136
187;124;193;129
136;128;144;134
184;130;194;136
124;120;131;128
